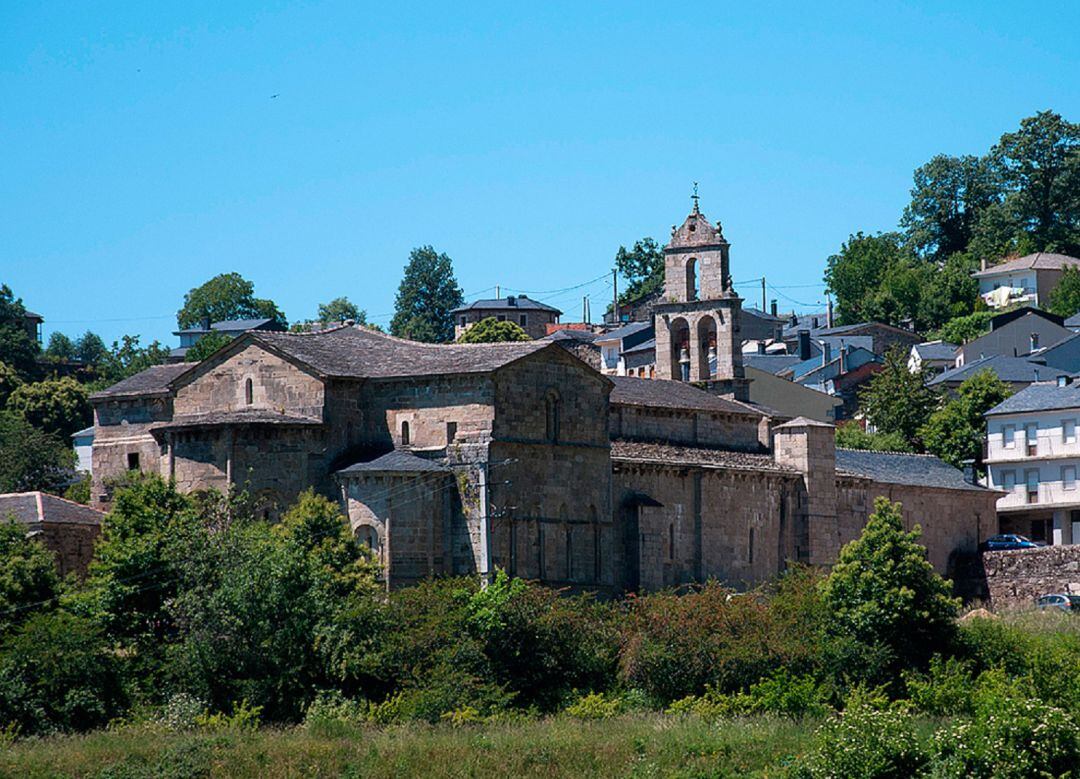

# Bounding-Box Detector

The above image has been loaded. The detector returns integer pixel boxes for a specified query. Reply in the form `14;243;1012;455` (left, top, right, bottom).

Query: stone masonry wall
835;477;995;576
610;405;762;452
91;395;173;508
39;522;100;578
983;546;1080;609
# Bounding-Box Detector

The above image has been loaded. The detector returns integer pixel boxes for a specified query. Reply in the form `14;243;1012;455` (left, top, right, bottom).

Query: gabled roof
835;449;989;492
70;426;95;439
152;409;323;432
609;376;762;417
451;295;561;315
743;353;804;375
336;449;450;475
988;306;1064;331
621;337;656;356
595;321;652;343
973;252;1080;278
250;326;555;380
0;492;104;526
985;382;1080;417
666;205;727;250
742;307;785;323
913;341;959;361
174;317;282;336
928;354;1068;387
90;363;193;400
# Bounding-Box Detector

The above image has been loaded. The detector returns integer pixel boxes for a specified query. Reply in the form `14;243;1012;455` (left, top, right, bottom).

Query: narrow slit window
245;378;253;405
401;420;410;446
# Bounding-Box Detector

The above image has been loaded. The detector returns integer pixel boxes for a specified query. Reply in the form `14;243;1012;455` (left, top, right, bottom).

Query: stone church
90;202;999;592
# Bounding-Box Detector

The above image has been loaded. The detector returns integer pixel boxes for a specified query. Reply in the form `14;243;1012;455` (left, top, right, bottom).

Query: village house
974;252;1080;309
452;295;561;340
89;201;998;592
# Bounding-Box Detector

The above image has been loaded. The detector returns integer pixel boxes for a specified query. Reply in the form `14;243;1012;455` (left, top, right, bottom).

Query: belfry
652;190;749;400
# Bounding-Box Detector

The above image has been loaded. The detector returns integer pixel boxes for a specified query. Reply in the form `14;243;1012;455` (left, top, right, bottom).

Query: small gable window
401;420;410;446
245;378;253;405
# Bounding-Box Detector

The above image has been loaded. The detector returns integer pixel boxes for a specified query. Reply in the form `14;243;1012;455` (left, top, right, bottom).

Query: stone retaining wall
983;546;1080;609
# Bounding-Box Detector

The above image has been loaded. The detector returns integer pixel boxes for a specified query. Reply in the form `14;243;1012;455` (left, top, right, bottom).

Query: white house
974;252;1080;309
71;425;94;474
984;379;1080;545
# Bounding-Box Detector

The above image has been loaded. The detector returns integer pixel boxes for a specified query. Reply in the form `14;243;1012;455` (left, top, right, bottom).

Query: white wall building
985;379;1080;545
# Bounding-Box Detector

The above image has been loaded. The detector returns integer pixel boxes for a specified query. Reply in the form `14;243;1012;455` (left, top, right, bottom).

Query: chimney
839;340;847;373
507;296;516;306
827;298;834;328
757;341;767;355
200;316;211;331
812;316;820;329
770;299;778;317
1030;332;1040;352
822;342;832;366
798;329;811;361
980;258;987;272
961;459;976;485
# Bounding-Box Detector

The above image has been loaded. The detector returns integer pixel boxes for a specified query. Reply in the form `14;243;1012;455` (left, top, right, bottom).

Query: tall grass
1;714;818;779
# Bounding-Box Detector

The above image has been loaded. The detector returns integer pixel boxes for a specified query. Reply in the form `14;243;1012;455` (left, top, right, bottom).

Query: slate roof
174;317;280;335
250;326;554;380
1066;313;1080;330
152;409;323;431
90;363;193;399
451;295;561;314
973;252;1080;278
743;353;803;375
621;338;656;356
835;449;989;492
542;329;599;343
70;426;95;439
928;354;1070;387
985;382;1080;417
0;492;104;526
336;449;450;474
609;377;762;416
611;440;794;473
743;307;785;322
913;341;959;361
595;321;652;343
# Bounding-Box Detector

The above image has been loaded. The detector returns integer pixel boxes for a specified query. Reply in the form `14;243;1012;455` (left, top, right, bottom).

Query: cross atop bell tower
663;188;734;303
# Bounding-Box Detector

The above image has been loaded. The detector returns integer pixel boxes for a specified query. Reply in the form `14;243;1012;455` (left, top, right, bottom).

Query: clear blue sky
2;1;1078;346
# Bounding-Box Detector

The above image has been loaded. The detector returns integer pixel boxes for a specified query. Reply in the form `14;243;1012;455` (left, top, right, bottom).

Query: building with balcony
985;379;1080;545
974;252;1080;309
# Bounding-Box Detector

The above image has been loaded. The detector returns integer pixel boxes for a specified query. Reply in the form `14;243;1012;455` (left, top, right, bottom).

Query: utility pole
761;277;767;312
612;269;618;324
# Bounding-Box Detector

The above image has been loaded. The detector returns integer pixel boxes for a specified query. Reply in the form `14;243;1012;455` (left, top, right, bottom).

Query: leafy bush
564;691;623;720
932;692;1080;778
791;701;928;779
0;612;125;735
821;497;958;675
152;693;207;732
903;656;976;716
302;690;368;736
746;670;829;719
0;518;61;634
194;699;263;732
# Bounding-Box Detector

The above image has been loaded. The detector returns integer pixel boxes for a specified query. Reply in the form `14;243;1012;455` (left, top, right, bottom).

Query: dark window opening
497;314;506;322
446;421;457;444
400;420;410;446
245;378;253;405
127;452;140;471
545;391;561;443
669;523;675;561
519;314;527;326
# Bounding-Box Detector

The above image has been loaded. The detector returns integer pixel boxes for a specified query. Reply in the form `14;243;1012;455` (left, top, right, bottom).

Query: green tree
0;284;40;381
176;272;286;330
6;376;91;439
0;361;22;408
858;347;940;449
43;332;75;362
390;246;464;343
821;496;959;671
921;369;1012;469
0;519;61;634
823;232;913;325
317;297;366;325
98;335;169;383
615;237;664;307
0;412;75;493
184;331;233;362
901;154;1001;261
928;308;997;345
74;331;109;367
915;253;980;330
834;422;913;453
0;611;125;735
1048;265;1080;317
989;110;1080;255
456;317;531;343
79;474;196;648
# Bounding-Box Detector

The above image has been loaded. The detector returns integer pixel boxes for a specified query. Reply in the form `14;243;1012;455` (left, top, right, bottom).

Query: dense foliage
390;246;464;342
176;272;286;330
184;331;233;362
614;237;664;309
456;317;531;343
856;347;938;449
921;369;1013;469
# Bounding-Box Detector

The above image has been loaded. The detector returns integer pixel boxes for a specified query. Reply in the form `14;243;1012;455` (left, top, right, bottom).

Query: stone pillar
1054;510;1072;546
773;417;839;566
688;324;702;382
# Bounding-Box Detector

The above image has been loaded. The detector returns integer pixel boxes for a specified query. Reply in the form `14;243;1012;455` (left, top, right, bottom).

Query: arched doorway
670;317;691;381
696;316;718;380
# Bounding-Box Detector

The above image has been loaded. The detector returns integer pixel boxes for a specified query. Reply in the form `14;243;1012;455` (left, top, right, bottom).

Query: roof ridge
836;446;938;458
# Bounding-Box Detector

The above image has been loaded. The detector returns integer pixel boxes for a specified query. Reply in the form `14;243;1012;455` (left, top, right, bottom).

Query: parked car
982;534;1045;551
1035;593;1080;612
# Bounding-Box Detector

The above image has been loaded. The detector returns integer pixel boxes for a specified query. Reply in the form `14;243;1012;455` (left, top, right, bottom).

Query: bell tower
653;189;748;400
